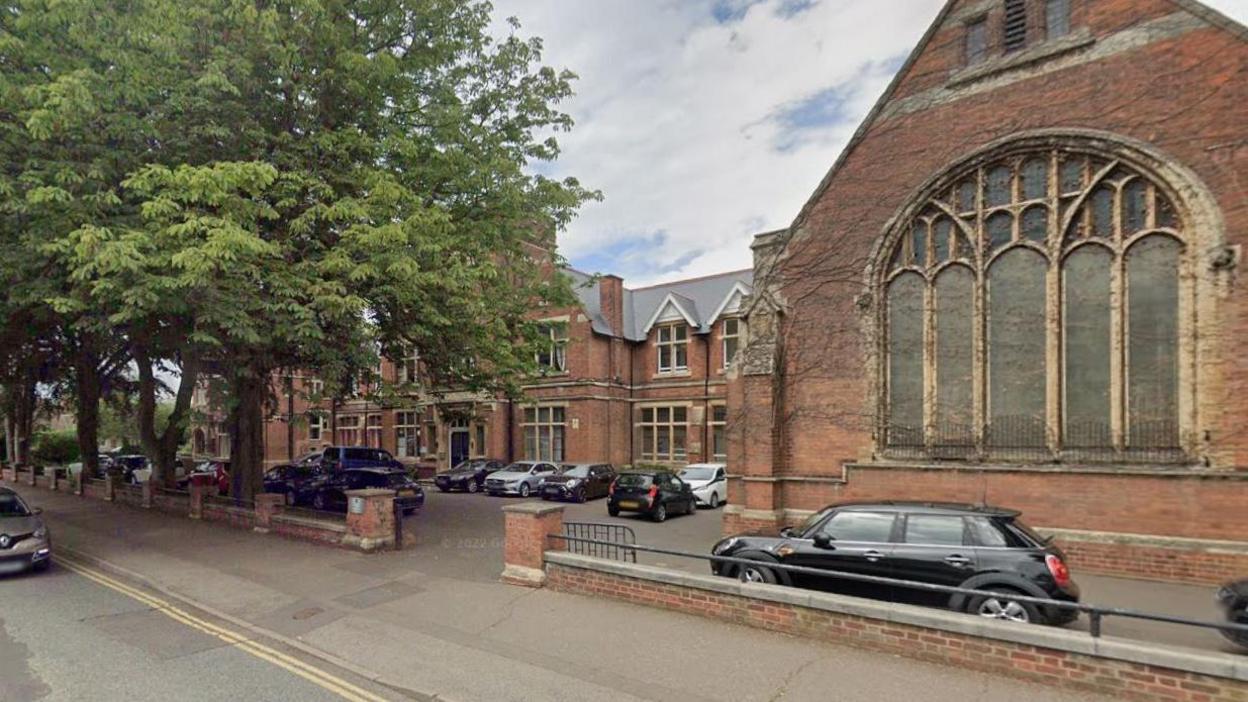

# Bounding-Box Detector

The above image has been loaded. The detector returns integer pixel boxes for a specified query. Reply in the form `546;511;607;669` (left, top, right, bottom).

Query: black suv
302;468;425;514
711;502;1080;625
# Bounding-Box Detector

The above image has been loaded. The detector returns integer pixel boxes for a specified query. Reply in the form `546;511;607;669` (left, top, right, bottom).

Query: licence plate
544;487;559;494
0;560;26;574
617;500;639;509
398;489;415;497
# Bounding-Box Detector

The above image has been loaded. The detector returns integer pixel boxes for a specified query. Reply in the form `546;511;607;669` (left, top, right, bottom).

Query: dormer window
1045;0;1070;39
1002;0;1028;52
965;17;988;65
656;323;688;372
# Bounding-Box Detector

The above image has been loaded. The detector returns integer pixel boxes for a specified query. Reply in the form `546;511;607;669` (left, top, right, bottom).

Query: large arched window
881;146;1187;462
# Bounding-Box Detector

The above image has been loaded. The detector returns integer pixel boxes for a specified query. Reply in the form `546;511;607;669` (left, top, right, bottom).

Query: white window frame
307;413;324;442
710;404;727;461
656;323;689;373
721;318;743;370
523;406;566;462
337;415;361;446
398;346;420;384
536;321;568;373
306;377;324;397
637;405;688;463
366;413;383;448
395;410;420;458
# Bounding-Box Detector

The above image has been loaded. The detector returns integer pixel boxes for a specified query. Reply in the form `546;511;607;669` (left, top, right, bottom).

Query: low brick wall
114;485;144;508
272;514;346;546
1049;529;1248;586
202;503;259;530
152;492;191;515
82;481;107;500
545;553;1248;702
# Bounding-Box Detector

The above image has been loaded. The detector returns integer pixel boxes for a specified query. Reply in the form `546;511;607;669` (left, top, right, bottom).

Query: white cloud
493;0;1248;286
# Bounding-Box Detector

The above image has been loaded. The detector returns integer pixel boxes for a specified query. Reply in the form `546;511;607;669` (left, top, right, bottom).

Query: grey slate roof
565;267;753;341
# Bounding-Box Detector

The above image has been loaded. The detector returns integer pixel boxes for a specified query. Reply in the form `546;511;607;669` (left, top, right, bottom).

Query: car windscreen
1006;518;1051;547
562;466;590;478
615;474;652;488
795;507;835;536
385;473;412;488
679;467;716;481
0;493;30;517
501;463;532;473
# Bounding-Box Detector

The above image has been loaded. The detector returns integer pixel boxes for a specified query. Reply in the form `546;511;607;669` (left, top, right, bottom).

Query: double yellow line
57;554;389;702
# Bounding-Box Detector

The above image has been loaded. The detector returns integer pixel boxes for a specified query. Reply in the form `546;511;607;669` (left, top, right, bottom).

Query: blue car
319;446;403;472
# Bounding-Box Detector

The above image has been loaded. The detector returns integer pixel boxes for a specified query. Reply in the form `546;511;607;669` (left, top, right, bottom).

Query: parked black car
711;502;1081;626
318;446;404;472
542;463;616;502
115;455;149;484
434;458;508;493
263;463;326;505
1217;579;1248;651
303;468;425;514
607;470;696;522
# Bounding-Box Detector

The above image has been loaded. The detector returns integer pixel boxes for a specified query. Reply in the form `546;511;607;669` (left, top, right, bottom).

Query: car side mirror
812;533;835;550
779;526;794;538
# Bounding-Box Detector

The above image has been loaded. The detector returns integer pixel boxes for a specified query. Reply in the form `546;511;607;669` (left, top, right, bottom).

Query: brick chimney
598;274;625;336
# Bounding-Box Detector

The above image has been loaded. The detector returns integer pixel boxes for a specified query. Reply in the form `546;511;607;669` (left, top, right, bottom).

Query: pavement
0;554;391;702
0;482;1119;702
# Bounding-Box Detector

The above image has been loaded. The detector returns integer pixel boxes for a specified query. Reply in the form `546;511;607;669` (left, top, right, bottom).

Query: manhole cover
292;607;324;621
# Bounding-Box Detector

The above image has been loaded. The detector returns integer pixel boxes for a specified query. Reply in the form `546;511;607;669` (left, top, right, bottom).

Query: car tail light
648;485;658;500
608;482;615;496
1045;554;1071;588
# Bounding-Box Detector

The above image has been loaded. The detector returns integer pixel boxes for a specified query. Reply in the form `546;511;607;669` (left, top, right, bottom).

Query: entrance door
449;429;470;468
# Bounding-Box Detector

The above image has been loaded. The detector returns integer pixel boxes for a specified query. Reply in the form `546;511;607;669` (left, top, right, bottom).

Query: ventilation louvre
1003;0;1028;52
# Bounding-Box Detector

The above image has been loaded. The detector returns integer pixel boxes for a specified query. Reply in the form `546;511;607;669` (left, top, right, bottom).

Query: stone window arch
878;140;1195;462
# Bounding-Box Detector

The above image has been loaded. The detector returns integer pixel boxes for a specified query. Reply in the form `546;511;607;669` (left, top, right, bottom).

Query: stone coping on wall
544;551;1248;683
272;513;347;534
727;462;1248;483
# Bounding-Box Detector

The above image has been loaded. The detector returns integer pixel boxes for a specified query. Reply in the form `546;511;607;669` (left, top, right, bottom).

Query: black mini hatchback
711;501;1080;625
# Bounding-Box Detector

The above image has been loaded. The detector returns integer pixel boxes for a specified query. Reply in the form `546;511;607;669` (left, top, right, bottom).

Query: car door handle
944;555;972;567
863;550;887;562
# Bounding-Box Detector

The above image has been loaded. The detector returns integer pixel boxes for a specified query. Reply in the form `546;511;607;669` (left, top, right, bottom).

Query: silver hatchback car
0;487;51;575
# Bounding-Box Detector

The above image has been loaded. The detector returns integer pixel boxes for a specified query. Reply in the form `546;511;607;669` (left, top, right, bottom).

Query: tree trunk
73;351;103;480
136;349;202;487
227;367;266;501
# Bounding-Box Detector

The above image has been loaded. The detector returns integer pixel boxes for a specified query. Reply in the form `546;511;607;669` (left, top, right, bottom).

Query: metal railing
546;534;1248;641
561;522;636;563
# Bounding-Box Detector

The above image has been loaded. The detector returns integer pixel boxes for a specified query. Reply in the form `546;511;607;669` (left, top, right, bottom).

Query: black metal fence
546;534;1248;643
560;522;637;563
885;417;1188;464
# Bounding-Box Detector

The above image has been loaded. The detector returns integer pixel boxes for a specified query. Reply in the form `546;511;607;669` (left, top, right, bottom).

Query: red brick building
192;267;752;472
726;0;1248;582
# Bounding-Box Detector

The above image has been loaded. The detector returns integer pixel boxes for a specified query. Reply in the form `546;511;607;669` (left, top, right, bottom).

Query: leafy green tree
6;0;593;498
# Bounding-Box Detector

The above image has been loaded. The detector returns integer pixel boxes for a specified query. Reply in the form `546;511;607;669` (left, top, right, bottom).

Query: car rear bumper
610;497;653;513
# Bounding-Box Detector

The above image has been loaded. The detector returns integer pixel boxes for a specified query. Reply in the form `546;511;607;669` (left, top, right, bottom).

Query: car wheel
575;487;587;503
466;480;479;494
608;505;620;517
32;559;50;573
737;562;777;584
969;589;1040;624
312;493;327;511
437;485;449;492
709;493;720;509
687;498;697;515
403;508;416;516
519;483;530;498
652;503;667;523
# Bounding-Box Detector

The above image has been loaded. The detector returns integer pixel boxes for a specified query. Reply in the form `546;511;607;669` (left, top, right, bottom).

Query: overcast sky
492;0;1248;287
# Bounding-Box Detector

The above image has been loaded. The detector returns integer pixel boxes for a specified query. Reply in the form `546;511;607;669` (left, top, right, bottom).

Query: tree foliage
1;0;594;497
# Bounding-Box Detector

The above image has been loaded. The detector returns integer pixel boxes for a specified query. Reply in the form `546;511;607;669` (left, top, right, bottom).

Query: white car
679;463;728;509
484;461;560;497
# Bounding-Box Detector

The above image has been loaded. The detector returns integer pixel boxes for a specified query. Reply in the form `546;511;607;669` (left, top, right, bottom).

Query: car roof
829;501;1020;517
680;463;725;469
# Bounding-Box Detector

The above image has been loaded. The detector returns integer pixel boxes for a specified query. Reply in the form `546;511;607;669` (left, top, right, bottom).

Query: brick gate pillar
103;473;116;501
501;502;565;587
254;493;284;532
189;481;206;519
343;488;395;552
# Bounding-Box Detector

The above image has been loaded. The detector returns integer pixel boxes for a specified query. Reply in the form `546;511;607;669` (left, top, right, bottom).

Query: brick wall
730;0;1248;555
545;558;1248;702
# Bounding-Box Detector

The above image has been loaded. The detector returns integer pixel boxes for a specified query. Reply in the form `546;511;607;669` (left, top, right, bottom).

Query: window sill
654;369;691;379
948;30;1094;88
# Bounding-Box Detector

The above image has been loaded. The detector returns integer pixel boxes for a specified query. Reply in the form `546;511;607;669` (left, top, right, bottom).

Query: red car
188;460;231;496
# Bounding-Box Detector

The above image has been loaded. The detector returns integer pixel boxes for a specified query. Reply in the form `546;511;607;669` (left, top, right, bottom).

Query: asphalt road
416;487;1240;653
0;557;394;702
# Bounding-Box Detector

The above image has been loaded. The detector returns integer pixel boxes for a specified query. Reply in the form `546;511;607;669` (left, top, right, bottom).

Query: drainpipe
506;399;514;463
703;329;711;463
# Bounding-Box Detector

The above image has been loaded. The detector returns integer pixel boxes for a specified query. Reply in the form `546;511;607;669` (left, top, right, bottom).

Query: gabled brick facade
192;267;753;472
724;0;1248;581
